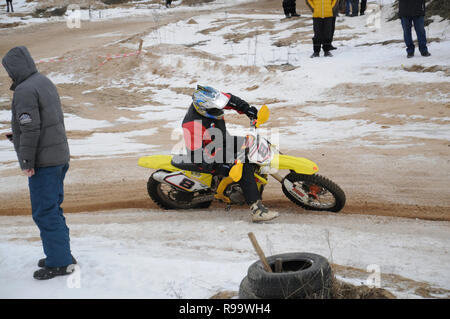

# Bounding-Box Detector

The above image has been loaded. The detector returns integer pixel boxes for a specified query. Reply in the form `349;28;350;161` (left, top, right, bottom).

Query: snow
0;0;255;27
0;0;449;299
0;110;10;122
68;128;158;158
46;72;85;85
89;31;124;38
0;3;449;159
377;122;450;140
0;209;448;298
64;114;112;131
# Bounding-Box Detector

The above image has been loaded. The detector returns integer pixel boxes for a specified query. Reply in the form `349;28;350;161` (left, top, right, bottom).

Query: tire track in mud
1;182;448;221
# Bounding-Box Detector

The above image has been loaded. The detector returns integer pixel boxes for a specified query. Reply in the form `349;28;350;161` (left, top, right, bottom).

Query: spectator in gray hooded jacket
2;46;76;280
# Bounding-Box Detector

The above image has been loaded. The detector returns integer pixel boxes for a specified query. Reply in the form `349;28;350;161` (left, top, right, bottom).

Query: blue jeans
401;16;429;55
346;0;358;15
345;0;351;15
29;163;72;267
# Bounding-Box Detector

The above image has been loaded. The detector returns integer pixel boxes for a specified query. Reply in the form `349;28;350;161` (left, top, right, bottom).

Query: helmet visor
210;92;230;110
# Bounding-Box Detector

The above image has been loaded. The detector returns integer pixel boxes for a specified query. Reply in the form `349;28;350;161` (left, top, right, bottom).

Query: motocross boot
250;200;279;222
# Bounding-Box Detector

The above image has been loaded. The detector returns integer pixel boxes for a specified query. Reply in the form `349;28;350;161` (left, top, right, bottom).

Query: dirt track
0;0;449;221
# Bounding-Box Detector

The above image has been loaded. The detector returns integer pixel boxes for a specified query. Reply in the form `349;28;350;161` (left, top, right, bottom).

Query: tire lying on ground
238;276;260;299
239;252;333;299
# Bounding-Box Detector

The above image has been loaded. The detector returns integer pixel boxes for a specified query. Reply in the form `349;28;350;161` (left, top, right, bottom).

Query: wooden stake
275;258;283;273
248;232;272;273
138;39;143;55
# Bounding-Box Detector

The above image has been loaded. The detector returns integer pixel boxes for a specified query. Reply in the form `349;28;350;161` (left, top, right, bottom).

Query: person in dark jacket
350;0;359;16
6;0;14;12
2;46;76;280
360;0;366;15
345;0;358;16
399;0;430;58
282;0;300;18
181;85;279;223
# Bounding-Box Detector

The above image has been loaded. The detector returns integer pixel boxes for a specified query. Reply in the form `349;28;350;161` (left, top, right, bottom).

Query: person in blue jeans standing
345;0;358;16
2;46;77;280
399;0;431;58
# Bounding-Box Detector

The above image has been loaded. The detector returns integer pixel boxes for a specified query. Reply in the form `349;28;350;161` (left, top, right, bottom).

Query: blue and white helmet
192;85;230;120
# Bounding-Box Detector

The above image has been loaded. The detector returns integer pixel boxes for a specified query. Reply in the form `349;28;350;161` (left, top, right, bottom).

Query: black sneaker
291;13;301;17
38;255;77;268
310;52;320;58
407;52;414;58
33;265;76;280
324;51;333;57
329;45;337;50
421;51;431;57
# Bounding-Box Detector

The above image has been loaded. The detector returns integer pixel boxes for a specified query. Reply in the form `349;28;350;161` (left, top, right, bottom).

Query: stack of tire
239;252;333;299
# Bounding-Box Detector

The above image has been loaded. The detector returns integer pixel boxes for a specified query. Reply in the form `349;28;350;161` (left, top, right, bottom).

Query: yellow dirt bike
138;105;346;212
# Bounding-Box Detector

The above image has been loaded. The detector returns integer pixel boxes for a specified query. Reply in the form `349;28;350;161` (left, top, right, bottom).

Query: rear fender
139;155;213;189
138;155;179;172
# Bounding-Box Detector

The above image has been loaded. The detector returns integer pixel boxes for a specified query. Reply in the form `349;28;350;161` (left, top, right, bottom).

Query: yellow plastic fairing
229;160;243;182
270;154;319;175
138;155;179;171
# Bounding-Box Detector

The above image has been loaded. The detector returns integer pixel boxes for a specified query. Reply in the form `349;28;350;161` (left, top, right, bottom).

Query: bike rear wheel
147;171;212;210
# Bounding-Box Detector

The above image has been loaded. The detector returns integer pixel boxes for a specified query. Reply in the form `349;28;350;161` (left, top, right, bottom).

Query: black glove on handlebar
227;94;257;120
246;106;258;120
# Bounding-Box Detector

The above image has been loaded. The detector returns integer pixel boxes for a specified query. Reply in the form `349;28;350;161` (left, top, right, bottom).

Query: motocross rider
181;85;279;222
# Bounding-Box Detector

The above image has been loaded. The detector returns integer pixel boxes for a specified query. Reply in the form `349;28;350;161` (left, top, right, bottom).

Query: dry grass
223;30;263;44
402;64;450;76
0;22;24;28
272;31;311;47
426;0;450;20
213;277;396;299
330;277;396;299
210;291;238;299
389;0;450;25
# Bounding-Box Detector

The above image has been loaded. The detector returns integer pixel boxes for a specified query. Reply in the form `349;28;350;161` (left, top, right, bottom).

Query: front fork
270;172;284;183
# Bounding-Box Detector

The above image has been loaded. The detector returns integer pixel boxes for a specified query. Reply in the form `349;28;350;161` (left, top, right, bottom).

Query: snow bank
0;209;448;298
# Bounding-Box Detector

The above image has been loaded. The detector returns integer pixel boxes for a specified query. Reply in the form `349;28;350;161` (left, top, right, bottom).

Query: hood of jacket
2;46;38;91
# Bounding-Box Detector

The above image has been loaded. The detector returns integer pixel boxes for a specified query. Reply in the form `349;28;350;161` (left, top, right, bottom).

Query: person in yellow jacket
306;0;338;57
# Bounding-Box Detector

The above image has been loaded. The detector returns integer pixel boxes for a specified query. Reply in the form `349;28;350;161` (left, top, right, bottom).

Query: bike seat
171;154;204;172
